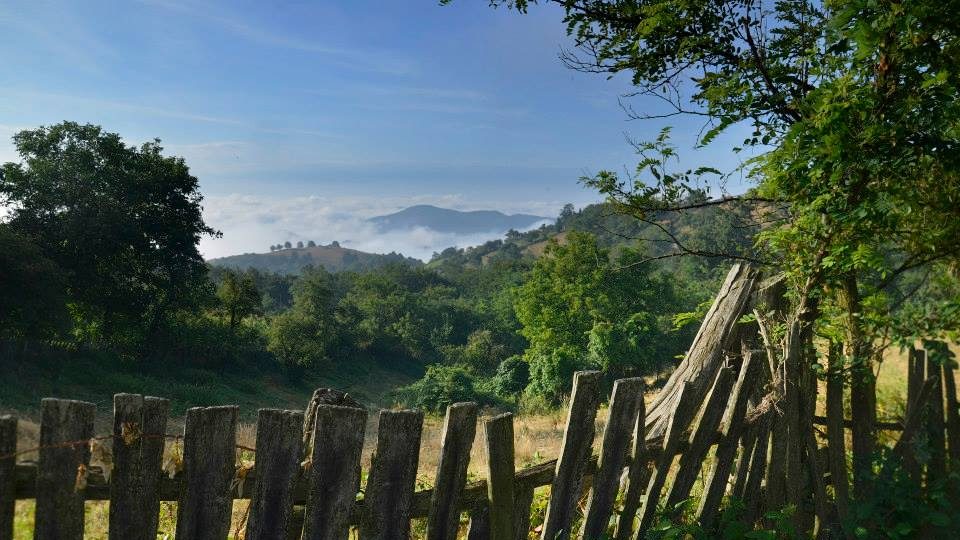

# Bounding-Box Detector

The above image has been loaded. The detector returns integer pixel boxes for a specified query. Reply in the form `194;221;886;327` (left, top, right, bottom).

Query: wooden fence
0;349;957;540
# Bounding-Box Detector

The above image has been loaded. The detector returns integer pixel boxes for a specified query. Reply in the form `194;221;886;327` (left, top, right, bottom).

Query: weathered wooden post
246;409;304;540
0;415;16;540
35;398;95;540
541;370;603;540
302;404;368;540
579;377;644;540
427;402;479;540
486;412;515;540
109;394;169;540
361;409;424;540
175;405;239;540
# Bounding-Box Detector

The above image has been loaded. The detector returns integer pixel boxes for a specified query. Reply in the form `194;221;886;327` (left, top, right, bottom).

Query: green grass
0;350;422;422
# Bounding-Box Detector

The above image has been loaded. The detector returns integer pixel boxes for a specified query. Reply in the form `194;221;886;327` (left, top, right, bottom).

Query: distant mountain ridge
369;204;549;234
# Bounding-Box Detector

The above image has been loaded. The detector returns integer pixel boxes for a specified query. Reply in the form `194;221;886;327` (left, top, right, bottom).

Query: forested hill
370;204;548;234
208;243;422;274
428;201;758;274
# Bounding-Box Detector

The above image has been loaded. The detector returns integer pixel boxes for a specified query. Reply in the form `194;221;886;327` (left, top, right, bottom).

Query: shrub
392;364;502;413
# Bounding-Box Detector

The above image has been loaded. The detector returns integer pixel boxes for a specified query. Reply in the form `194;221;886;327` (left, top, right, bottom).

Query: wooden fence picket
361;409;424;540
541;370;603;540
426;402;479;540
0;416;16;540
740;416;771;525
175;405;239;540
513;484;534;540
109;394;169;540
301;404;367;540
666;366;735;510
637;382;697;535
485;412;516;540
612;396;650;540
34;398;95;540
466;504;490;540
696;353;761;528
927;355;948;480
579;377;644;540
246;409;304;540
943;363;960;466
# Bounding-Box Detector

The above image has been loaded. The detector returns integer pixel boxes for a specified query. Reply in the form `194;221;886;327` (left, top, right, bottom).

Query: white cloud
200;193;562;261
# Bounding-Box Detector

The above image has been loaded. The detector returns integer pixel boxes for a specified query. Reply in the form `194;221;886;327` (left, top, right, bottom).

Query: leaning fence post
927;353;947;481
612;395;649;540
246;409;305;540
426;402;479;540
695;354;761;528
485;412;515;540
109;394;169;540
579;377;644;540
0;415;16;540
513;483;535;540
637;382;697;536
666;366;736;511
361;409;424;540
943;361;960;467
301;404;368;540
175;405;239;540
541;370;603;540
35;398;95;540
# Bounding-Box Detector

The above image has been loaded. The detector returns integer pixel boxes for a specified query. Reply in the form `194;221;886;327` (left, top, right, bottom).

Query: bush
488;355;530;398
392;364;502;413
525;345;594;405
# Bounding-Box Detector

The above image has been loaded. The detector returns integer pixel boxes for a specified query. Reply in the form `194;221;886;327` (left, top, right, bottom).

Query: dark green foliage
1;122;219;348
489;355;530;398
216;270;262;328
0;225;70;341
391;364;502;413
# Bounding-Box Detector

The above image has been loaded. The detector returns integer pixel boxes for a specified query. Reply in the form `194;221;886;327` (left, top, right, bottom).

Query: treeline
0;122;746;410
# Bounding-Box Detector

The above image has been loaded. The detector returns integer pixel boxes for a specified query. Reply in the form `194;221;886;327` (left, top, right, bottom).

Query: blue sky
0;0;755;259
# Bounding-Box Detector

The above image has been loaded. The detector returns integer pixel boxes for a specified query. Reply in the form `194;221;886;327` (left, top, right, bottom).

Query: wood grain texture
927;356;947;480
645;264;758;439
427;402;479;540
612;395;649;540
665;366;735;510
109;394;169;540
302;404;367;540
466;504;490;540
246;409;304;540
485;413;515;540
513;484;534;540
694;354;761;529
0;416;16;540
361;409;424;540
579;377;644;540
175;406;238;540
637;383;697;536
943;363;960;466
35;398;95;540
541;370;603;540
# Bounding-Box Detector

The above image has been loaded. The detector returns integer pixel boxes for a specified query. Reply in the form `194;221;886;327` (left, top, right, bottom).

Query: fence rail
0;351;955;540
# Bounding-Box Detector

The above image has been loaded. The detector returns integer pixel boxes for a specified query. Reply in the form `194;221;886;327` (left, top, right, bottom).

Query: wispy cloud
138;0;415;76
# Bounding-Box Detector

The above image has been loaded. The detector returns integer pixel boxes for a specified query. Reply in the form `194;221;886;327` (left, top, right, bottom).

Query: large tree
461;0;960;532
1;122;220;347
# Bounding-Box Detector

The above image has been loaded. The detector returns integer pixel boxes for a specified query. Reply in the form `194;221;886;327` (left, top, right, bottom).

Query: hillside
370;204;549;234
208;243;422;274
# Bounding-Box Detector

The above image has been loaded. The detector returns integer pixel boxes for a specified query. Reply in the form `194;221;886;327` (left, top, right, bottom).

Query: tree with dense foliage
0;225;71;341
216;270;262;328
514;232;678;402
0;122;220;350
454;0;960;534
